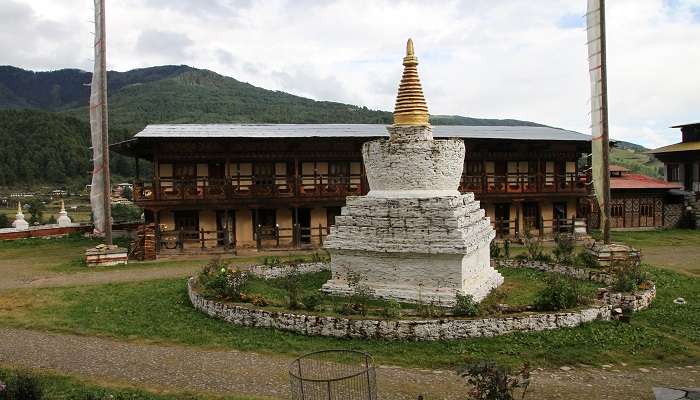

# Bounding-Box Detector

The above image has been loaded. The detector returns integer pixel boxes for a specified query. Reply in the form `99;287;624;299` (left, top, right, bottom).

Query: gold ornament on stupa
393;38;429;126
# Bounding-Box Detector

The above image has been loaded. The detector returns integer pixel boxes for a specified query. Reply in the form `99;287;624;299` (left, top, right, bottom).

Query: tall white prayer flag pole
587;0;611;244
89;0;113;245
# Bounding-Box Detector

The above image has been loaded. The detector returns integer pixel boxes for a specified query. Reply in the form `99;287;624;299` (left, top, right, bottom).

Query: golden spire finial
394;38;429;126
17;202;22;214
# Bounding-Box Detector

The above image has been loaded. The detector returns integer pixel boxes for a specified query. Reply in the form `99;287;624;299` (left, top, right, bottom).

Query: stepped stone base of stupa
322;194;502;305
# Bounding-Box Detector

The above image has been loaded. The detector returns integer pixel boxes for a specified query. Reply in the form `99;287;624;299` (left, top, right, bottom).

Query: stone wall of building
663;203;685;228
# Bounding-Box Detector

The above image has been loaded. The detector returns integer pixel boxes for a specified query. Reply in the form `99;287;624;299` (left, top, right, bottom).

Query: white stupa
322;40;502;305
57;200;73;227
12;202;29;231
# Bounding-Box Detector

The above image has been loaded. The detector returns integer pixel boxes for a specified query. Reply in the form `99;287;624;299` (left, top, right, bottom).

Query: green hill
0;109;134;188
0;65;547;130
610;141;663;178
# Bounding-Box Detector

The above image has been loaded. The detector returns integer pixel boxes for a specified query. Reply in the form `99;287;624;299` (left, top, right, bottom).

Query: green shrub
335;302;356;315
198;259;248;301
490;240;501;258
382;299;402;319
417;300;446;318
458;361;531;400
302;293;322;311
534;275;582;311
0;372;43;400
523;232;545;261
453;293;479;317
502;239;511;259
347;270;375;316
281;264;303;309
532;252;553;263
111;203;142;222
311;251;329;263
553;234;575;264
612;259;648;292
0;213;10;228
263;256;282;267
575;251;600;269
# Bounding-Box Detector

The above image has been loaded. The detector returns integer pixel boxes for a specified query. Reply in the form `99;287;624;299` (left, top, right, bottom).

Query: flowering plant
199;259;248;300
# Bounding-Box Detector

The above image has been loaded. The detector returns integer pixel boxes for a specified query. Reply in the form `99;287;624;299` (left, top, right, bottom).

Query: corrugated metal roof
133;124;591;142
649;141;700;154
610;173;682;190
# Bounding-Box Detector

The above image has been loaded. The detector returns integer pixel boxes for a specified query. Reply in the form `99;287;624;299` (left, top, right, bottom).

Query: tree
24;198;46;225
111;203;142;222
0;213;10;228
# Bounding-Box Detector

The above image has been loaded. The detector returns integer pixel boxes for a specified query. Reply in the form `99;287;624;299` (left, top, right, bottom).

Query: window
254;209;276;228
639;203;653;217
173;211;199;239
611;204;624;218
253;163;275;186
523;202;539;230
667;164;680;182
173;163;196;180
329;161;350;185
464;161;482;175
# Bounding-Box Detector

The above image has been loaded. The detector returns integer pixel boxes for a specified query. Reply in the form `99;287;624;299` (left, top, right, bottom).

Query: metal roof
671;122;700;128
649;141;700;154
610;173;682;190
133;124;591;142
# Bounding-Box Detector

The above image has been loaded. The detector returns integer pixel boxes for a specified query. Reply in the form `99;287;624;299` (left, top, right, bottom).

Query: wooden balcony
459;172;588;195
133;172;589;205
133;173;365;204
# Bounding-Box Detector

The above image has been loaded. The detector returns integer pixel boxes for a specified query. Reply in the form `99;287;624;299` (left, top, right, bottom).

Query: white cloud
2;0;699;148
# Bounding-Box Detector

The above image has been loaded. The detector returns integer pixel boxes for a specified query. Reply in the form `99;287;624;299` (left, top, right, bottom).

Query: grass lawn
0;368;262;400
594;229;700;276
0;266;697;370
0;234;322;280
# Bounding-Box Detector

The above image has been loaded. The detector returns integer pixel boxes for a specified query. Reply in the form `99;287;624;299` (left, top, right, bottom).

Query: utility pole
599;0;611;244
99;0;112;245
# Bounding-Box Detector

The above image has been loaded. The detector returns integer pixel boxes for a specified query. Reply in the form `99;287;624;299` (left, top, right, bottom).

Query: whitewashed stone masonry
323;125;502;305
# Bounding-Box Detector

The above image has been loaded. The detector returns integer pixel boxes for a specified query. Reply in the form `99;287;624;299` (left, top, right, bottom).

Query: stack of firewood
130;223;157;261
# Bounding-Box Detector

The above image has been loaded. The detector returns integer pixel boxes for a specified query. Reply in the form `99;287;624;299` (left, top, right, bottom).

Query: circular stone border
188;262;655;341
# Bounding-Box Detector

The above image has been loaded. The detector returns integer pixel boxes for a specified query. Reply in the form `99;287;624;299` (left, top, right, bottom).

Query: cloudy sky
2;0;699;147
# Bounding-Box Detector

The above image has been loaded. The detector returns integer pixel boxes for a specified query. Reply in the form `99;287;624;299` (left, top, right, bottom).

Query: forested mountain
0;65;545;129
0;109;134;187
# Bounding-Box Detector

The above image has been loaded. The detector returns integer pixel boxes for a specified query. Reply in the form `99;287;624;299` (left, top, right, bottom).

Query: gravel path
0;328;697;399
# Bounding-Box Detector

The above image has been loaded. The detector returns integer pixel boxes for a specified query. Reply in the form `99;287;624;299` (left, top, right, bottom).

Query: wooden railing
460;172;588;194
156;224;328;251
134;174;364;202
134;171;588;202
492;216;588;239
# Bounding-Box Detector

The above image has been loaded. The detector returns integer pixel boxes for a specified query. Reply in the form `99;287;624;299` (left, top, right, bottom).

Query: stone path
1;328;698;399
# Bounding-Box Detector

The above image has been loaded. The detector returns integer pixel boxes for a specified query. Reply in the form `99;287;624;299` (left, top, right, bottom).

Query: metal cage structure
289;350;377;400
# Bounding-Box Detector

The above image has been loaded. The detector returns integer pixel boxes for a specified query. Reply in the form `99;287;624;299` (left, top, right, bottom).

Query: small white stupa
57;200;72;227
12;202;29;231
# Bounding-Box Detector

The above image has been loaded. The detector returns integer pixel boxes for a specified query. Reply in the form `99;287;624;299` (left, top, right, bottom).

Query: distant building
51;189;68;199
113;123;592;254
589;165;684;229
650;122;700;228
650;123;700;193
